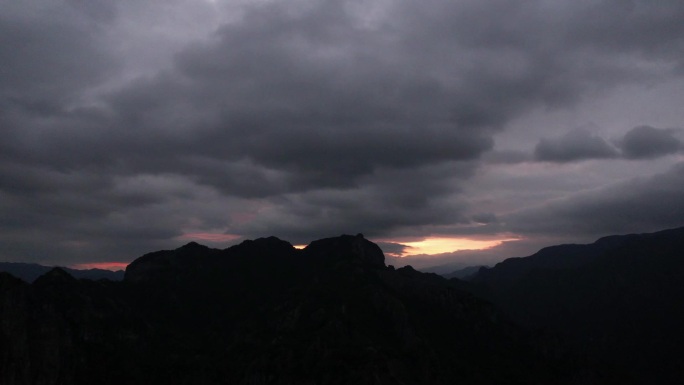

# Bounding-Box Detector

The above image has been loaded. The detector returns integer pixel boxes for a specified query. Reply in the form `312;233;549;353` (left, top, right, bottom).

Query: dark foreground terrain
1;234;589;385
3;228;682;384
469;226;684;385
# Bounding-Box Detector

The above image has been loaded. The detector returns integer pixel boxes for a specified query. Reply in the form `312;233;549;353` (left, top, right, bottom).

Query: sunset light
398;237;517;256
71;262;129;271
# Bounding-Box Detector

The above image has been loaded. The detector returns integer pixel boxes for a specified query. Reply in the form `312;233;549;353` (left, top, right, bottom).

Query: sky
2;0;684;271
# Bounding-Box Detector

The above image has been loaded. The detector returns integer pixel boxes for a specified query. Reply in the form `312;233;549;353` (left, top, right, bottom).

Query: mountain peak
229;236;295;256
180;241;208;250
124;234;385;283
303;233;385;268
33;267;77;286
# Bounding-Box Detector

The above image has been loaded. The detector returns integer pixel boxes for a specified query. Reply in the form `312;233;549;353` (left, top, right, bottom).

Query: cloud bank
1;0;684;265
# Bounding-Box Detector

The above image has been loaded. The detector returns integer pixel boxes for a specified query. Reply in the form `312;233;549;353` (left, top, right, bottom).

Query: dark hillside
471;227;684;384
1;234;588;385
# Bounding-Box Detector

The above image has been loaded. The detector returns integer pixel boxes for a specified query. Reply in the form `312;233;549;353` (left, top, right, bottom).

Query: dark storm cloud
565;0;684;59
0;168;233;264
482;150;532;165
0;1;118;103
98;0;683;187
619;125;683;159
470;213;498;225
234;162;477;243
2;0;684;264
534;129;619;162
65;0;117;23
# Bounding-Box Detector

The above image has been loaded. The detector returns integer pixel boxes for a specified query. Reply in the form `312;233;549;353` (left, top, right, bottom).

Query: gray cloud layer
533;125;683;163
2;0;684;264
534;129;619;162
620;126;683;159
505;162;684;237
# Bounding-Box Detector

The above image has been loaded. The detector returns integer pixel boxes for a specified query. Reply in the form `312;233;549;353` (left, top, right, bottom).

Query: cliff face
1;235;586;385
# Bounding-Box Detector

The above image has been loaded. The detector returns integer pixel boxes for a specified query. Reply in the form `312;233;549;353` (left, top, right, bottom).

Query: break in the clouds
1;0;684;267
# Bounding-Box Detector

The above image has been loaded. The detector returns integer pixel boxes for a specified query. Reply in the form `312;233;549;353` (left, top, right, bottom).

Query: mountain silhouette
0;262;124;283
0;234;587;385
469;226;684;384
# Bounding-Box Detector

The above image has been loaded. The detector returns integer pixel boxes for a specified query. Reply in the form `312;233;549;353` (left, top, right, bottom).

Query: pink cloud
71;262;129;271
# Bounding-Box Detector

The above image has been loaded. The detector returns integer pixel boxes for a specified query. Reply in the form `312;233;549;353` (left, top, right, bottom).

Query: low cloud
505;162;684;238
534;129;618;162
470;212;498;225
619;125;682;159
532;126;683;163
376;242;410;258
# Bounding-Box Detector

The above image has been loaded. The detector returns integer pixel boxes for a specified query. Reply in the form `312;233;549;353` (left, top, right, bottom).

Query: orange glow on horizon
397;237;517;256
71;262;129;271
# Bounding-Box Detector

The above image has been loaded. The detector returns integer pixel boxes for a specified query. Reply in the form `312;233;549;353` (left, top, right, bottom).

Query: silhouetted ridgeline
0;262;124;283
0;234;588;385
469;226;684;385
441;265;484;280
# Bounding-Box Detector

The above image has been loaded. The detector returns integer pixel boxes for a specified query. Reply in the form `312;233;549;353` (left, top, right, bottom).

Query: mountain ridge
470;226;684;283
0;261;125;283
4;228;682;384
467;226;684;384
0;233;588;385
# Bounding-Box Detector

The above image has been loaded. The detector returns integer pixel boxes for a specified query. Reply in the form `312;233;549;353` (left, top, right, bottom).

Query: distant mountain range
441;265;484;280
0;262;124;282
1;228;683;384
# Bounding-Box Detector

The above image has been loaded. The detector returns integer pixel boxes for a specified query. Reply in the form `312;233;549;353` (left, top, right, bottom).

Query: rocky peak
125;237;297;283
303;233;385;268
123;235;385;283
227;236;295;257
178;241;208;250
124;245;212;283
